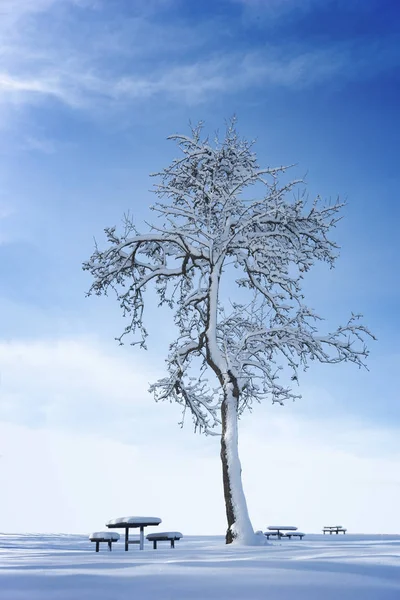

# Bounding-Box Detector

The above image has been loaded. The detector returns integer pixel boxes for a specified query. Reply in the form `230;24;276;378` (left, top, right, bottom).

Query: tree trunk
220;372;255;544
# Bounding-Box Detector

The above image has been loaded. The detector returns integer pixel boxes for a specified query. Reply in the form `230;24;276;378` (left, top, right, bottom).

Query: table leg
140;526;144;550
125;528;129;551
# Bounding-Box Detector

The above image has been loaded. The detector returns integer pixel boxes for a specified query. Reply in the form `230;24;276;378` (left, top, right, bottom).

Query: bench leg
140;526;144;551
95;542;99;552
108;540;112;551
125;528;129;551
171;539;175;548
153;540;157;550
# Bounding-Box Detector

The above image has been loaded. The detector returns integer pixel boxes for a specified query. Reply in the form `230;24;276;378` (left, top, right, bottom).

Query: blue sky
0;0;399;535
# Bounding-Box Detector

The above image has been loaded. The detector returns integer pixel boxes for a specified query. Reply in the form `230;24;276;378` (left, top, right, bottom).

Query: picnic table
323;525;347;535
106;516;161;551
265;526;297;539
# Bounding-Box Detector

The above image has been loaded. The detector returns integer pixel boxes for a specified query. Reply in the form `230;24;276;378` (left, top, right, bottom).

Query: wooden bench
146;532;182;549
89;531;120;552
285;532;305;540
323;526;347;535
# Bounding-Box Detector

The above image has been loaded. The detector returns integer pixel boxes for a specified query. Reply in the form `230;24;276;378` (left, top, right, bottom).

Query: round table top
267;526;298;531
106;516;162;529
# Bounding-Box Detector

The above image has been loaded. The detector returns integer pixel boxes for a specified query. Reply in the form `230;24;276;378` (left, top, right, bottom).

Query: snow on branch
84;119;375;434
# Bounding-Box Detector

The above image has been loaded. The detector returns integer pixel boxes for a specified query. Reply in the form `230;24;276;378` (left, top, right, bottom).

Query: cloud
0;0;95;22
2;38;397;110
0;73;63;102
0;203;14;245
0;337;168;441
0;420;224;534
0;411;399;534
0;337;399;535
232;0;318;15
231;0;374;19
21;135;56;154
0;0;398;113
240;410;400;534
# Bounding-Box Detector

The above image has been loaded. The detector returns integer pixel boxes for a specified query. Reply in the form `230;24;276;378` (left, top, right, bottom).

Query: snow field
0;533;399;599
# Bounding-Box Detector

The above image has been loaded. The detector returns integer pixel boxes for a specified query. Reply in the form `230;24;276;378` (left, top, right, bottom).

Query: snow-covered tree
84;121;374;545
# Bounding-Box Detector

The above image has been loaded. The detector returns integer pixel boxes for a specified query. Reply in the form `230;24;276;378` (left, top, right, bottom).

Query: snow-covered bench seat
89;531;120;552
264;531;281;539
146;532;183;549
285;532;305;540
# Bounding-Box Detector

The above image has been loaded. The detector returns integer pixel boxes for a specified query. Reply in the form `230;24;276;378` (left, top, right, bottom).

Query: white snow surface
1;533;399;599
106;516;161;526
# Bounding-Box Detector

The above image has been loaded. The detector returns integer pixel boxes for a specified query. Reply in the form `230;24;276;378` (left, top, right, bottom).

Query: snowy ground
1;533;399;599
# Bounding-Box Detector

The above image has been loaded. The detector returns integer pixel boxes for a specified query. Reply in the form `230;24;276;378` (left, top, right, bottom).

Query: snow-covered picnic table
323;525;347;534
106;516;161;551
265;526;298;539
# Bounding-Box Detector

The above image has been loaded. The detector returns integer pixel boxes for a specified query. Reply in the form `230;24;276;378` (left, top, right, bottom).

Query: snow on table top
324;525;344;528
89;532;120;541
146;532;183;540
267;525;298;531
106;516;162;527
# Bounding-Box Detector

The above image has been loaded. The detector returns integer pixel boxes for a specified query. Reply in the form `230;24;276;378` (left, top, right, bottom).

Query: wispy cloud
231;0;319;15
1;410;400;533
21;135;56;154
0;337;163;439
2;39;399;110
0;203;14;245
0;0;398;111
0;336;399;536
231;0;373;18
